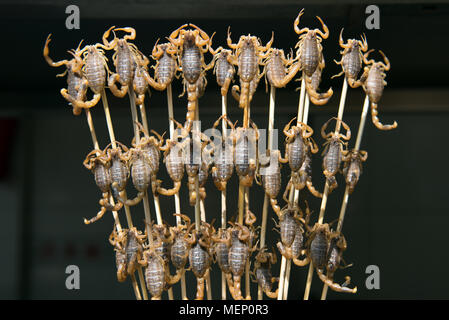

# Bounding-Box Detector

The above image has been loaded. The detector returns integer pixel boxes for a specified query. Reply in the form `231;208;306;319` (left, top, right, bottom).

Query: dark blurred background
1;0;448;300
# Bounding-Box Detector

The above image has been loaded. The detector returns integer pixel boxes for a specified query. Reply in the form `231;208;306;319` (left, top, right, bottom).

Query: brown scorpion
342;149;368;194
167;24;215;128
281;117;321;198
83;148;123;225
43;35;100;114
252;247;279;299
264;48;301;89
102;26;139;98
227;28;274;110
360;49;398;130
213;48;235;96
321;117;351;192
144;39;179;91
302;222;357;294
332;29;369;88
293;8;333;105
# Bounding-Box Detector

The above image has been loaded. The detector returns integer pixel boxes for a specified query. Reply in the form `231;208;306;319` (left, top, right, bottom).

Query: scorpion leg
102;26;118;49
338;28;351;49
226;27;238;49
114;27;136;41
370;103;398;130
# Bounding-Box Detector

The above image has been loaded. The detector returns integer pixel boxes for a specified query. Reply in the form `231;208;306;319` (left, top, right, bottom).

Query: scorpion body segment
125;227;146;275
143;250;166;299
78;45;110;94
145;41;178;91
265;48;301;88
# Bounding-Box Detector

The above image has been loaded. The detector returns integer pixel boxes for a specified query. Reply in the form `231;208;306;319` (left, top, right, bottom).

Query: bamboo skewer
166;84;187;300
303;78;349;300
320;94;370;300
278;78;307;300
221;94;228;300
101;89;148;300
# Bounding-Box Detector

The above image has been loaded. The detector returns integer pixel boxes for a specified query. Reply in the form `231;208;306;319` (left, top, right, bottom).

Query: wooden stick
283;259;291;299
166;84;187;300
278;78;307;300
320;94;370;300
99;91;148;300
221;94;228;300
303;78;349;300
85;109;144;302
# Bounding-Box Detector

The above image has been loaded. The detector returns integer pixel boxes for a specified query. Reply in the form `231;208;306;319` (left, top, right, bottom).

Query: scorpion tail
371;102;398;131
186;83;198;122
306;80;333;106
306;181;323;198
316;269;357;294
239;82;250;109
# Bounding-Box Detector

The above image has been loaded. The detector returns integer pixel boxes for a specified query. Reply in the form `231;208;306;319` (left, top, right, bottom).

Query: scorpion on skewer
167;24;215;128
293;8;333;105
332;28;369;88
302;222;357;294
210;115;235;191
213;48;235;96
109;226;147;282
360;49;398;130
264;48;301;89
252;247;279;299
342;149;368;194
83;148;122;224
187;221;214;300
144;39;179;91
227;28;274;110
281;117;321;198
43;35;100;114
234;122;259;187
102;26;140;98
321;117;351;192
257;149;283;215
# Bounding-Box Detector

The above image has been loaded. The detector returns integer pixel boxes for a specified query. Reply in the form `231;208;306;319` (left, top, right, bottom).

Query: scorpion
159;120;191;197
213;48;235;96
139;228;182;300
257;149;283;215
186;221;214;300
43;35;101;114
264;48;301;89
83;148;123;225
234;122;259;187
360;49;398;130
143;39;179;91
73;41;111;100
332;29;369;88
281;117;321;198
231;71;263;107
342;149;368;194
252;247;279;299
132;52;150;105
210;115;235;191
183;128;211;206
227;28;274;110
102;26;139;98
212;227;232;276
109;227;147;282
170;214;195;272
167;24;215;128
321;117;351;192
275;203;309;267
293;8;333;105
302;222;357;293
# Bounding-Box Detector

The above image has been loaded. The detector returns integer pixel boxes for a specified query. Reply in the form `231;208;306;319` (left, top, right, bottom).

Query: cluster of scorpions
43;8;399;299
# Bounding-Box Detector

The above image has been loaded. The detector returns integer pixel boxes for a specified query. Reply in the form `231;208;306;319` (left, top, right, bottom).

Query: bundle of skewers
43;8;397;300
